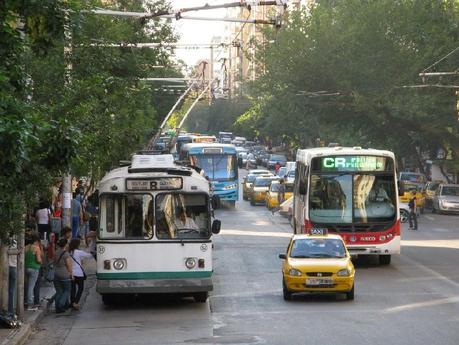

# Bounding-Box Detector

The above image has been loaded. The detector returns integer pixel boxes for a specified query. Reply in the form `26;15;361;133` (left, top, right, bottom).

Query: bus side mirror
211;195;221;210
398;181;405;197
278;253;286;259
212;219;221;234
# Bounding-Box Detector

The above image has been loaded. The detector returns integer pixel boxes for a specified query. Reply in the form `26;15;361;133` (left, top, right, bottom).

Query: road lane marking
384;296;459;314
425;215;434;221
401;239;459;250
220;229;291;238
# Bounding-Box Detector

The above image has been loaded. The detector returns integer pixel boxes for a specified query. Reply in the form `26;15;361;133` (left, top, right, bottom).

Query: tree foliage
239;0;459;171
0;0;181;241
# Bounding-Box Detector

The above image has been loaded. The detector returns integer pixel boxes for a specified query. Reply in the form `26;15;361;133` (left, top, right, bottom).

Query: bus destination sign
320;156;387;172
126;177;182;191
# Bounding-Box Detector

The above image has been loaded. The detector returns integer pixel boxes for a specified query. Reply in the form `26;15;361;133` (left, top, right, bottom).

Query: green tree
240;0;459;171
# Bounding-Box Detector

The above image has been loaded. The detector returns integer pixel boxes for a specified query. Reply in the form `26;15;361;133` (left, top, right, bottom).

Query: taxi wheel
346;285;354;301
250;199;256;206
193;292;208;303
243;195;248;201
283;281;292;301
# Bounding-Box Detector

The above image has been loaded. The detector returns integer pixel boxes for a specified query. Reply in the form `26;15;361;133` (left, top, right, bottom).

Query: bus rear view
293;147;400;265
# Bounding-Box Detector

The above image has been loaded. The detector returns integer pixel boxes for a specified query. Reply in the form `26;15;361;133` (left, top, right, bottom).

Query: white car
400;202;420;223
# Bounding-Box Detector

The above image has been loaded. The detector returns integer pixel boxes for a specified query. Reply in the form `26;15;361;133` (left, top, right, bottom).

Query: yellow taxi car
399;181;426;213
249;176;279;206
279;229;355;301
265;181;294;210
242;170;271;201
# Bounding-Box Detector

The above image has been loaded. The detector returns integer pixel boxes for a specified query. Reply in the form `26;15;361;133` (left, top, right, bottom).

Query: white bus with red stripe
293;147;401;265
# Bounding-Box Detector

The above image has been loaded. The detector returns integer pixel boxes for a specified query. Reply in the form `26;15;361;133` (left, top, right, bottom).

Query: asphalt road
29;169;459;345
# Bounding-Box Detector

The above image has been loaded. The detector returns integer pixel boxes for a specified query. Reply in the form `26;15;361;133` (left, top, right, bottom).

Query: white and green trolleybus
96;153;221;304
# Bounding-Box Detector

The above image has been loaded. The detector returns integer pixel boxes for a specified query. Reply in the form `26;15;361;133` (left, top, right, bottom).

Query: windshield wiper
176;228;200;234
291;255;312;258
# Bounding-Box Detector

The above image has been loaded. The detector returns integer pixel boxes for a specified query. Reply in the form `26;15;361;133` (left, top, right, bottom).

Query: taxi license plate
306;278;333;286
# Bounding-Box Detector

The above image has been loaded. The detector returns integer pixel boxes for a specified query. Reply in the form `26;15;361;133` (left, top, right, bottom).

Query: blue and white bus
180;143;239;206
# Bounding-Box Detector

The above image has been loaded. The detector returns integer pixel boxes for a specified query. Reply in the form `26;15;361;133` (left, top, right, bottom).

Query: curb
1;296;54;345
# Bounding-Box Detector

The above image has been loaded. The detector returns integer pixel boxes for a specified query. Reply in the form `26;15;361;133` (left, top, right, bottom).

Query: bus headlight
185;257;197;269
288;269;302;276
223;184;237;190
113;259;126;270
337;269;351;277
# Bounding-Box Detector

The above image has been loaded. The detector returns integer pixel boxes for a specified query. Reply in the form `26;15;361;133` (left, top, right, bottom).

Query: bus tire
193;292;208;303
346;285;354;301
379;255;391;265
102;294;118;306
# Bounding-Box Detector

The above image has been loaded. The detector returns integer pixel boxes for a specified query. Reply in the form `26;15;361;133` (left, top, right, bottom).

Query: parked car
399;171;427;190
265;181;294;210
432;184;459;214
285;169;295;184
249;176;279;206
399;202;420;223
424;180;443;209
242;171;272;200
399;182;426;214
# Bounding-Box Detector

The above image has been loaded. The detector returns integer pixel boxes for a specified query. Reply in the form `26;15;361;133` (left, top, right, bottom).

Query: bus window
100;194;153;239
354;175;396;222
190;154;237;181
309;174;353;223
155;193;210;239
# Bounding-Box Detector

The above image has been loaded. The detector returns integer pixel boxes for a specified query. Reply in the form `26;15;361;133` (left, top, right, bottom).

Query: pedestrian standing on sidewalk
54;238;73;313
71;193;83;239
69;239;92;310
61;226;72;244
408;191;418;230
24;232;42;311
35;199;51;240
7;237;19;315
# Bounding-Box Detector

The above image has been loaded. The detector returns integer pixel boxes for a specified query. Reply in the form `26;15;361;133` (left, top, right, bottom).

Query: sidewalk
0;279;55;345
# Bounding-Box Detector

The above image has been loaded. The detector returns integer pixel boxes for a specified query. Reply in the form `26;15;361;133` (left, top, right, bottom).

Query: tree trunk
0;244;8;311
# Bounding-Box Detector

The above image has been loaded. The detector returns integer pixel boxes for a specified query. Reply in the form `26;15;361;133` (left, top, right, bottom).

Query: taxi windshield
290;238;346;258
255;178;274;187
247;175;257;183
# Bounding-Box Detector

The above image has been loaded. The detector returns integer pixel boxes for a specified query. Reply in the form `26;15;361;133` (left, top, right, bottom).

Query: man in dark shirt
408;191;418;230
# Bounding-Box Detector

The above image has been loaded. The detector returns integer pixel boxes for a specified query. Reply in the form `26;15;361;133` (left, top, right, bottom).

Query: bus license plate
306;278;333;286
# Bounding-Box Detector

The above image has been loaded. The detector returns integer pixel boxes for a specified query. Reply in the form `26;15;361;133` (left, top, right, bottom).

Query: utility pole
16;232;24;319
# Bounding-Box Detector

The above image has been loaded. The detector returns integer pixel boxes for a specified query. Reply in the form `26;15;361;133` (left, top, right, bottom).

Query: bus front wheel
379;255;391;265
102;294;118;306
194;292;208;303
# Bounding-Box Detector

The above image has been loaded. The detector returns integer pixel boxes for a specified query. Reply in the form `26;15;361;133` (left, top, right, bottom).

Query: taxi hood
288;257;350;271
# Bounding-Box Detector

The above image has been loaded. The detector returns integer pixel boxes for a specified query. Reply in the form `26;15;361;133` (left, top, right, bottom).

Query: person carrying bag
69;239;93;310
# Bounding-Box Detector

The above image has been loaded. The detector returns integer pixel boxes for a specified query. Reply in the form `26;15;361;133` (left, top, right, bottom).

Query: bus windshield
190;154;237;181
309;174;396;224
155;193;210;239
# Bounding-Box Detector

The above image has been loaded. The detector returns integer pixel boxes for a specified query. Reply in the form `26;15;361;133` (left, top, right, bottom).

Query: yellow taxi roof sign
308;228;328;236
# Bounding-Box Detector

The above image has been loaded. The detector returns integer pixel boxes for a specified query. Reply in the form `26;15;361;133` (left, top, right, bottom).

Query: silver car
433;184;459;214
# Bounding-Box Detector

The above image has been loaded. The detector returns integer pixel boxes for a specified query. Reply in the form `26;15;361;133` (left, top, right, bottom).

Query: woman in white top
68;238;93;310
35;200;51;240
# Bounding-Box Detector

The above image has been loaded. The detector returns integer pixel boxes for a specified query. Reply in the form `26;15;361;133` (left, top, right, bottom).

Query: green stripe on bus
97;271;213;280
